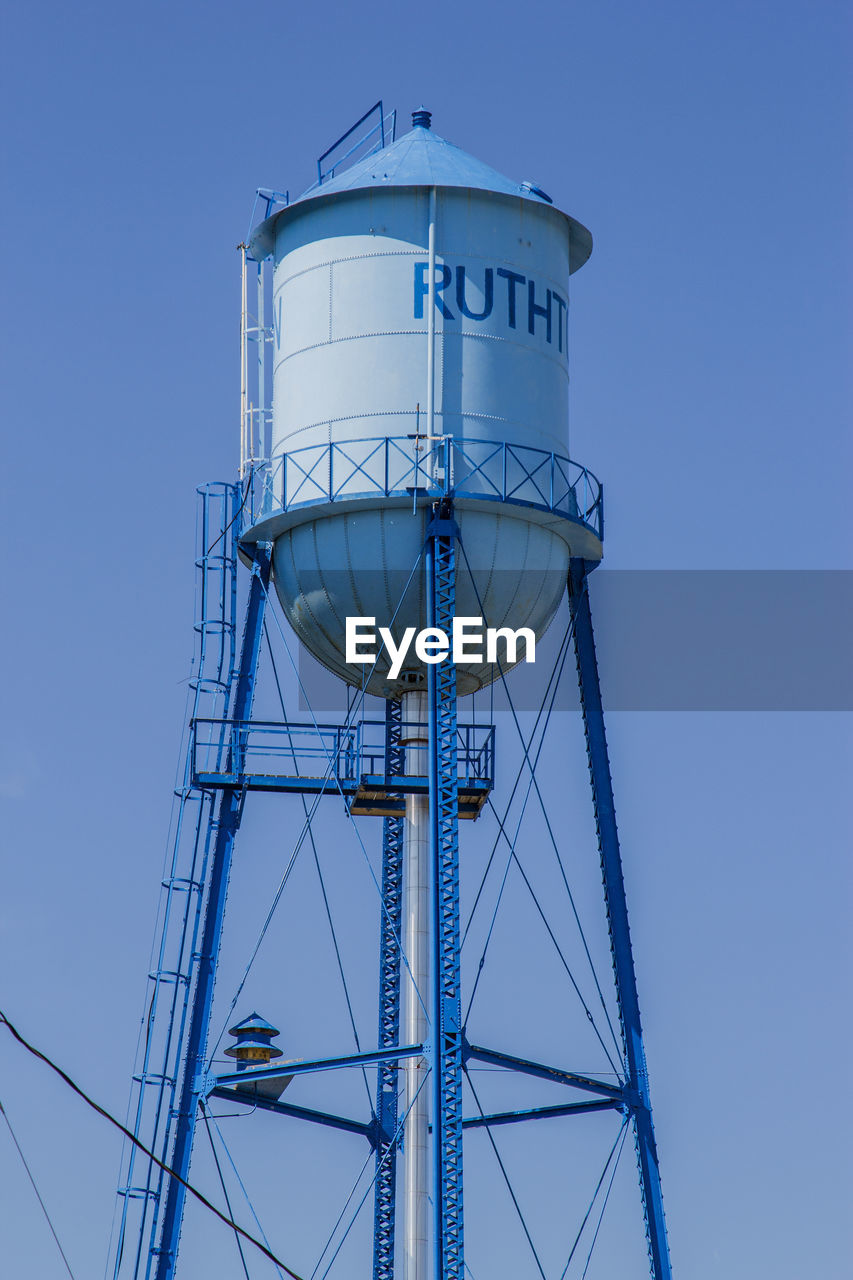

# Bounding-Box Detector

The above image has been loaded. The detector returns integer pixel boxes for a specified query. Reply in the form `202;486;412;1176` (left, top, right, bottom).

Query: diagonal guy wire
456;538;624;1068
465;1072;548;1280
558;1117;629;1280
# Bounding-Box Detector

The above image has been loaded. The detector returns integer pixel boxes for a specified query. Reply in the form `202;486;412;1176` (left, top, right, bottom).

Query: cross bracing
107;471;671;1280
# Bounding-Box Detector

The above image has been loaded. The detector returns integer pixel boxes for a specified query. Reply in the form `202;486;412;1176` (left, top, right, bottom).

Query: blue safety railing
313;100;397;190
358;720;495;784
191;718;495;790
241;435;603;540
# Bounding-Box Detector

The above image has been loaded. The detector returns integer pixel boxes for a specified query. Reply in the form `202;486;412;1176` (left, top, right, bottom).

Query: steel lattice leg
426;502;464;1280
567;559;672;1280
153;543;272;1280
373;698;404;1279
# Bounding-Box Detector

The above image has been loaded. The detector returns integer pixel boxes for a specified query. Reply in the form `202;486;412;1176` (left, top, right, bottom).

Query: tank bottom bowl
271;503;576;699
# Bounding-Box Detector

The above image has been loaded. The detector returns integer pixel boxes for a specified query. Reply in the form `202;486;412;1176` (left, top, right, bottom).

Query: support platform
190;716;495;818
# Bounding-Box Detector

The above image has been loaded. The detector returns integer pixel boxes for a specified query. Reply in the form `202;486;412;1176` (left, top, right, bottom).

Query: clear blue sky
1;1;850;1277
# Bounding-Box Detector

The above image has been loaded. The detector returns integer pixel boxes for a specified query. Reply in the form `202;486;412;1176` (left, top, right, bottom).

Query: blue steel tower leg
567;560;672;1280
426;501;464;1280
153;542;272;1280
372;698;404;1279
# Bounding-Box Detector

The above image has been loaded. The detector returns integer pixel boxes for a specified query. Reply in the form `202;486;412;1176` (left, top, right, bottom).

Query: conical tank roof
303;120;548;202
249;111;592;271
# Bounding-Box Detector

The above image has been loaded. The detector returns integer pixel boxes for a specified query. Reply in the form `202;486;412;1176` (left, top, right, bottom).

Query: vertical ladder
110;484;239;1280
153;542;272;1280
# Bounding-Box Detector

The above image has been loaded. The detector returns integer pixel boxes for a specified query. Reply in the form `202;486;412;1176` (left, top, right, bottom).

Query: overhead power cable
0;1096;77;1279
0;1011;304;1280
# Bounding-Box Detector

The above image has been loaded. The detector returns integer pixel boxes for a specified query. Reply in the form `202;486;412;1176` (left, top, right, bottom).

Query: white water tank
246;110;601;697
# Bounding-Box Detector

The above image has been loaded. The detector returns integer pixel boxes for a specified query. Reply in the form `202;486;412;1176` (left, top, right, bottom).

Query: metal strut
567;559;672;1280
372;698;405;1279
427;500;464;1279
153;542;272;1280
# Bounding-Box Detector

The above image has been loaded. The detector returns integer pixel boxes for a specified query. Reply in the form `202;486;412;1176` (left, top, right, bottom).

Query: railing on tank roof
299;101;398;198
240;435;603;541
243;102;398;250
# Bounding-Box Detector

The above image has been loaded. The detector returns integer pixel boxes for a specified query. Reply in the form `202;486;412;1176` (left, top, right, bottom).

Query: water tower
109;104;673;1280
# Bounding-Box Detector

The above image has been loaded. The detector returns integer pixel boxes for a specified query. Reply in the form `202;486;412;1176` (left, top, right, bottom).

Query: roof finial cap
412;107;432;129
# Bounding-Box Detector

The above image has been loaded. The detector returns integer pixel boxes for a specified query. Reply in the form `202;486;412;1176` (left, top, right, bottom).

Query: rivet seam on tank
271;248;565;287
342;513;361;620
482;513;500;597
272;265;569;357
378;509;392;615
496;519;530;622
308;522;340;646
267;407;554;443
274;328;569;352
273;331;571;379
